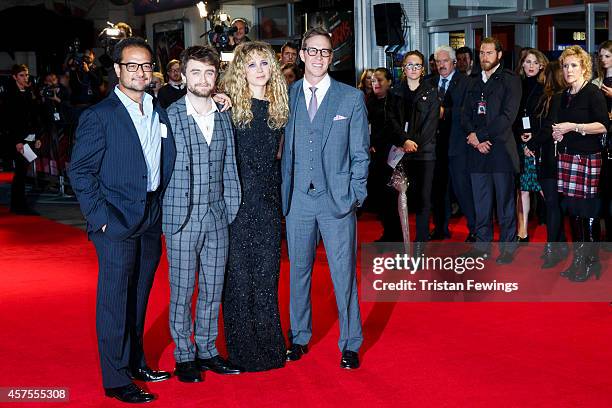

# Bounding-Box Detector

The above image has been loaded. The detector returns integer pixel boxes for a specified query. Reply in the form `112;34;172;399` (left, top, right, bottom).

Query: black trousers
470;172;517;253
90;193;162;388
404;159;435;242
448;155;476;234
431;158;451;236
539;178;567;242
10;154;28;211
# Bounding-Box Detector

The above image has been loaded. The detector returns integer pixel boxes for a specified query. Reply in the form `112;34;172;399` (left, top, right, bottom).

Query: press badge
522;116;531;130
54;112;61;121
477;101;487;115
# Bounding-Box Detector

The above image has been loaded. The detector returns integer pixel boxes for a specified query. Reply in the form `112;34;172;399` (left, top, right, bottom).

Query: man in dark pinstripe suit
161;46;242;383
70;38;176;403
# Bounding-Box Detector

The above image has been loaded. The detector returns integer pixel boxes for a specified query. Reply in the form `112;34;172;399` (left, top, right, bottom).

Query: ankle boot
541;243;556;269
571;218;602;282
561;216;586;279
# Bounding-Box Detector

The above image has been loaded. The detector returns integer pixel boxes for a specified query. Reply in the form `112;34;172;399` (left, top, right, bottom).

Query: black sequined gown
223;98;286;371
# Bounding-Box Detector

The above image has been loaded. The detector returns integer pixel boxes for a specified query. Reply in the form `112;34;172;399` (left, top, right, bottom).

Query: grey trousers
286;189;363;353
166;206;228;362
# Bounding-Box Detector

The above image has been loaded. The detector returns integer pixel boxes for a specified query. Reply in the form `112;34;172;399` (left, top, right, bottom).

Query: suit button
140;200;145;204
309;167;313;170
185;192;188;197
185;166;189;170
142;175;146;179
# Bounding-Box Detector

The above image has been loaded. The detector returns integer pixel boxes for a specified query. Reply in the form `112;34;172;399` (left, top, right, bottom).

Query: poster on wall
306;10;354;73
153;20;185;76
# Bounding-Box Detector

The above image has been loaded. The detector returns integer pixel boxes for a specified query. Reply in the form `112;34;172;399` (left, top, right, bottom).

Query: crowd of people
4;20;612;404
363;38;611;280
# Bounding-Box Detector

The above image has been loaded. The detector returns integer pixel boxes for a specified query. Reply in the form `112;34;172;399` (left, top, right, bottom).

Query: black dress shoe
496;251;515;265
286;343;308;361
517;235;529;245
10;207;39;216
104;383;154;403
197;356;242;375
429;229;451;240
129;367;171;382
460;248;489;260
465;233;477;243
174;361;202;383
340;350;360;369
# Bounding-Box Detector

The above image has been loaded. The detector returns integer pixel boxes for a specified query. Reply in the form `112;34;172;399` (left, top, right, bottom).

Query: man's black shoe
286;343;308;361
10;207;39;216
104;383;154;403
197;356;242;375
128;367;171;383
429;229;451;240
174;361;202;383
340;350;360;369
460;248;489;260
496;251;515;265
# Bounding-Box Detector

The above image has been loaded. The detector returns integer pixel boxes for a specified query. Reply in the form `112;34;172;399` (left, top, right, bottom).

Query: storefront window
426;0;517;20
531;0;608;8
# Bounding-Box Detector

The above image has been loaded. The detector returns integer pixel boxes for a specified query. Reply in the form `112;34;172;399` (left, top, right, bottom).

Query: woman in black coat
366;68;405;241
395;50;440;256
525;60;569;267
551;46;609;282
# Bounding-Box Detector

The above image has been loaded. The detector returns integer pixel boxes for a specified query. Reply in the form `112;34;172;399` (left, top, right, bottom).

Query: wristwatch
574;124;586;136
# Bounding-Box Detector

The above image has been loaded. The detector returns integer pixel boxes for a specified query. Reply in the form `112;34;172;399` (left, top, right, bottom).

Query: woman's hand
601;84;612;98
524;146;535;158
403;140;418;153
213;93;232;111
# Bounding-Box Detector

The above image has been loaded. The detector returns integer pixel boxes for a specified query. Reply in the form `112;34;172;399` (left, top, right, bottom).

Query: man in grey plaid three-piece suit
161;46;241;380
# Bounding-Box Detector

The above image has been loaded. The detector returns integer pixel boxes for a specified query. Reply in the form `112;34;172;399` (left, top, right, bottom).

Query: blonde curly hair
221;41;289;130
559;45;593;81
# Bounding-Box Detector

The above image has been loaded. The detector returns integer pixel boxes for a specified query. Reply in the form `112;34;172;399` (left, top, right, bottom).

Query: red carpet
1;208;612;407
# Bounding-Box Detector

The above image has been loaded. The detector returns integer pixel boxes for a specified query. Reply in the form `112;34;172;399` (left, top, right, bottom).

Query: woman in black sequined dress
221;42;289;371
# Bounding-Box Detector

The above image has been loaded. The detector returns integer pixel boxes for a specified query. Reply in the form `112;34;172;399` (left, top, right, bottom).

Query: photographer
68;48;102;113
227;18;251;50
40;73;71;175
7;64;42;215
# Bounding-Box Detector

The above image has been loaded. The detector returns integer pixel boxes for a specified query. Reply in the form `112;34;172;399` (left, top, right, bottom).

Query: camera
66;38;85;68
42;85;59;98
208;24;237;51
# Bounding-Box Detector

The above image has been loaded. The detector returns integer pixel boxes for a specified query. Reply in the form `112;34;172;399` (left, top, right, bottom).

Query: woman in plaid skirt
551;46;610;282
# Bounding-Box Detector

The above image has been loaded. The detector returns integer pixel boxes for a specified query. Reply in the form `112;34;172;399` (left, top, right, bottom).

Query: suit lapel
321;79;341;148
155;102;176;189
111;92;147;166
287;80;302;150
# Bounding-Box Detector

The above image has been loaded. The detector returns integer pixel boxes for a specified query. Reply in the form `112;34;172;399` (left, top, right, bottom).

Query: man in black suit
429;46;476;242
157;59;186;109
69;37;176;403
461;37;521;264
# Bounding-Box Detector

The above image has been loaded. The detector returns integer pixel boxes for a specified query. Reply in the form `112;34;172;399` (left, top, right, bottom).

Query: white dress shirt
114;86;161;192
185;94;218;146
481;63;500;84
303;74;331;109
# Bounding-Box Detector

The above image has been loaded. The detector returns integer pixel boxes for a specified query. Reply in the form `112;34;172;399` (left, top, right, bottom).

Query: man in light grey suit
162;46;242;382
281;27;370;369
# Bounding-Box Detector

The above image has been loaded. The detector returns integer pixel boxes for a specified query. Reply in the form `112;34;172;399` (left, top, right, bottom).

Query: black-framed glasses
118;62;155;72
302;47;332;58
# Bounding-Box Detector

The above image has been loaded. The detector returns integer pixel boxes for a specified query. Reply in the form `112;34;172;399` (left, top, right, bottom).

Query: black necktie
438;78;448;101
